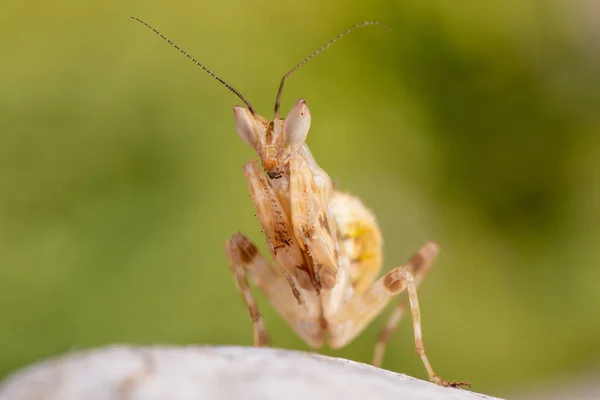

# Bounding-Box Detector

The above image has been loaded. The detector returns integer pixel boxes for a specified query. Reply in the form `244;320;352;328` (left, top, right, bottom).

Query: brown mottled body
132;16;469;389
227;99;468;388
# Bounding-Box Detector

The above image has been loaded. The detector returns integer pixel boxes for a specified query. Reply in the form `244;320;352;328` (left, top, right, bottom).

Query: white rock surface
0;345;502;400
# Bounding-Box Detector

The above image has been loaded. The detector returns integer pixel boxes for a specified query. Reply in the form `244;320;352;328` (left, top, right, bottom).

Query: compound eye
233;106;258;147
283;99;311;153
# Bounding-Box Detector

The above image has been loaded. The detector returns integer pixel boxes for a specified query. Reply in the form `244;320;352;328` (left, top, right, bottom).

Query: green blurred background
1;0;599;397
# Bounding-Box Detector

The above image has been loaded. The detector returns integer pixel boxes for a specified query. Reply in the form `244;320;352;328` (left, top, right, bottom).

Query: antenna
273;21;390;119
131;16;256;114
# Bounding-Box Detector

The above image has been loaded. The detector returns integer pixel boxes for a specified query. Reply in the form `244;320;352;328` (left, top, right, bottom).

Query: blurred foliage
1;0;599;396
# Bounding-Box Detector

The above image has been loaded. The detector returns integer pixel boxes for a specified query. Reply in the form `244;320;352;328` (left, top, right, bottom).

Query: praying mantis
131;16;470;388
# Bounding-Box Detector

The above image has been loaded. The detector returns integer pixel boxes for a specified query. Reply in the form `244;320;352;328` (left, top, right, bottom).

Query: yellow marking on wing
330;191;383;293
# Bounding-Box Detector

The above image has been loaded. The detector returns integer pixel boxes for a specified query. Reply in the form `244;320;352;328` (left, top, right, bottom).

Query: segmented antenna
131;16;256;114
273;21;390;119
